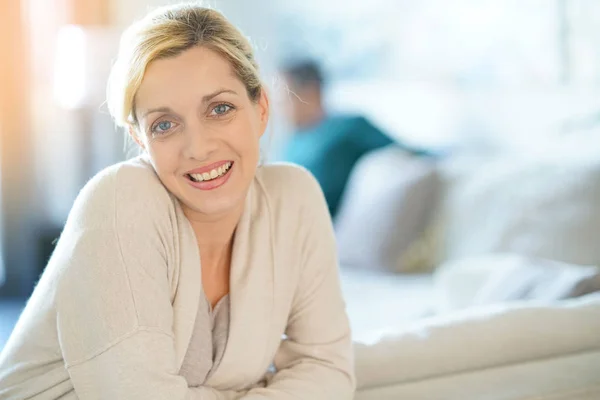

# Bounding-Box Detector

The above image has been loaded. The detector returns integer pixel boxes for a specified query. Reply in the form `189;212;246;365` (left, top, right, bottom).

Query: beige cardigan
0;156;355;399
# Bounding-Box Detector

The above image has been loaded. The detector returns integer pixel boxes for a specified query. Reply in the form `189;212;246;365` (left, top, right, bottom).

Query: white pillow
439;153;600;266
433;253;600;312
335;147;440;272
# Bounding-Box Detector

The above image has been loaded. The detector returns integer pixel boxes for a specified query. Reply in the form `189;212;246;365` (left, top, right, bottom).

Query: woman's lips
184;162;234;191
185;160;232;176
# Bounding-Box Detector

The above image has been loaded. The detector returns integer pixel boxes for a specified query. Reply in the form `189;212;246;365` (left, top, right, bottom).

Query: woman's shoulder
255;162;327;213
68;155;174;229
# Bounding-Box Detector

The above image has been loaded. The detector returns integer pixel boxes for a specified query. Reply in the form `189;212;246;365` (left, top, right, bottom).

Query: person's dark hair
281;60;323;88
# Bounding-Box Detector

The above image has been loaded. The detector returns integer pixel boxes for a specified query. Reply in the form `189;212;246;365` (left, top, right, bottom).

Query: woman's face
133;46;269;220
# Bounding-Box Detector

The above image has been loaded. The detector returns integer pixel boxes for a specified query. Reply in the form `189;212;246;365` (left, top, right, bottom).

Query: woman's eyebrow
139;89;238;119
202;88;238;103
140;106;174;119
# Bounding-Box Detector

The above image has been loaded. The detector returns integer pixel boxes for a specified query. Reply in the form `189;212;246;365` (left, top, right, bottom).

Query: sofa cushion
335;147;440;272
438;153;600;266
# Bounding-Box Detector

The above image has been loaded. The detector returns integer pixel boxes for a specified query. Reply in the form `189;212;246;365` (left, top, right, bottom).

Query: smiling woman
129;45;265;220
0;3;355;400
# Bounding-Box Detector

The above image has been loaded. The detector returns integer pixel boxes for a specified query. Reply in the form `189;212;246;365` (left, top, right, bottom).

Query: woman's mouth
186;161;233;182
184;161;234;191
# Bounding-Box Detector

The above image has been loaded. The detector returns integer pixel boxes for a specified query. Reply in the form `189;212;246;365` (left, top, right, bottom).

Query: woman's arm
242;168;356;399
54;165;247;400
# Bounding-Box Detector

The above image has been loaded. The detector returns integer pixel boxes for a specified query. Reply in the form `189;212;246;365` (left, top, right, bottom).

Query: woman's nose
182;123;219;161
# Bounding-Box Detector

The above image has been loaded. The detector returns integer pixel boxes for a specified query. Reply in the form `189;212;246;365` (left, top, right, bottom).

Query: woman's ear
257;88;270;137
128;125;145;150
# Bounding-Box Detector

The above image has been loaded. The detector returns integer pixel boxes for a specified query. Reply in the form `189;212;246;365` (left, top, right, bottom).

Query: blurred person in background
281;60;429;219
0;4;354;399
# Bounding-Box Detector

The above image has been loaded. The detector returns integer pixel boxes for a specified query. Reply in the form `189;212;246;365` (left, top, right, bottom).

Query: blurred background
2;0;600;351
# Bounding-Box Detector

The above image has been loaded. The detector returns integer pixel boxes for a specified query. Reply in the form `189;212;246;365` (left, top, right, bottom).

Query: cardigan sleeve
242;167;356;399
53;163;247;400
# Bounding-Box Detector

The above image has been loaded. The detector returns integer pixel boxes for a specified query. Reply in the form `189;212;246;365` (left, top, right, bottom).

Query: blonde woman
0;3;355;399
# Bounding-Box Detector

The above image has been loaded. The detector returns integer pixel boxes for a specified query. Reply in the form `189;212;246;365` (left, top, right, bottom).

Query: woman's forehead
136;47;243;110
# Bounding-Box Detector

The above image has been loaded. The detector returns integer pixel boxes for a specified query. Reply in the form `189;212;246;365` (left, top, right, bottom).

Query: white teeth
191;173;204;182
189;162;232;183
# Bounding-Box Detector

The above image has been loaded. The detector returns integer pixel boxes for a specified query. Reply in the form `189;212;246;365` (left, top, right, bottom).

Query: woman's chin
163;171;249;219
181;191;244;219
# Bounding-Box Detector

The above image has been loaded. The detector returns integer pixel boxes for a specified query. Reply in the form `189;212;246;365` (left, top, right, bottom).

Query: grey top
179;291;230;386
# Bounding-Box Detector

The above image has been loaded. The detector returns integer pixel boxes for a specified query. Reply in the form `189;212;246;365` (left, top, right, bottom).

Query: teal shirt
283;115;393;218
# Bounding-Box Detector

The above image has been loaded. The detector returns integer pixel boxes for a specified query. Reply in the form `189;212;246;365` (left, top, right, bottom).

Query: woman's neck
183;202;243;272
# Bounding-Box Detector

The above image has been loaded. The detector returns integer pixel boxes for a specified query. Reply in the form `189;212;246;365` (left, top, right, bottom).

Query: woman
0;3;355;399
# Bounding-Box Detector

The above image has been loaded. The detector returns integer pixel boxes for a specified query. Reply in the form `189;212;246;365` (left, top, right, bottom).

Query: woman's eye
210;104;233;116
151;120;175;134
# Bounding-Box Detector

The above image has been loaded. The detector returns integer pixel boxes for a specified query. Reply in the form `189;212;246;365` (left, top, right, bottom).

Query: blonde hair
106;3;262;128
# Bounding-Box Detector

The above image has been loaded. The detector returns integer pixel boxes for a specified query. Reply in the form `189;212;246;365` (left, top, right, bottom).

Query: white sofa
338;144;600;399
352;293;600;400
